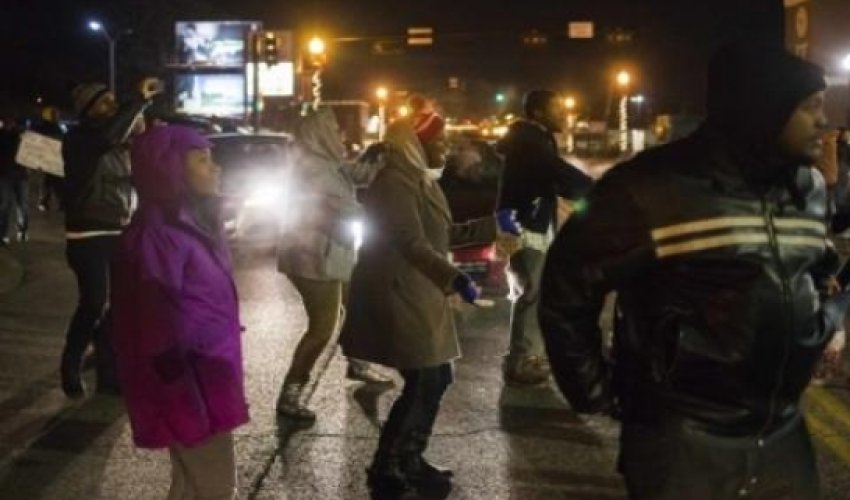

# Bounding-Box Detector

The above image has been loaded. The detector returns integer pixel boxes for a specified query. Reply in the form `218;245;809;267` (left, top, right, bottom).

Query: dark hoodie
497;119;592;234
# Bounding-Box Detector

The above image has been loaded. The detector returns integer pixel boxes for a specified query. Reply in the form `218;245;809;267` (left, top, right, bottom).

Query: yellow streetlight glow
308;36;326;55
616;70;631;88
398;105;410;117
375;86;389;100
564;96;576;110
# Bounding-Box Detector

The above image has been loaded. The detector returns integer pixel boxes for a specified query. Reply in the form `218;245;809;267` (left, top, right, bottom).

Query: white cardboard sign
15;131;64;177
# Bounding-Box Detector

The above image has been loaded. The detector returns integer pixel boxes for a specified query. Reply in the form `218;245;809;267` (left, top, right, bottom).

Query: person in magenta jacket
111;124;248;499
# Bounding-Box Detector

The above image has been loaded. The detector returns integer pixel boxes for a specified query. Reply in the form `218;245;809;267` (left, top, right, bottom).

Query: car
208;133;294;239
440;136;508;291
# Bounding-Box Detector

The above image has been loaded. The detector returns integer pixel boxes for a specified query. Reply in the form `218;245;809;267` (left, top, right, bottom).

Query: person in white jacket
276;108;391;421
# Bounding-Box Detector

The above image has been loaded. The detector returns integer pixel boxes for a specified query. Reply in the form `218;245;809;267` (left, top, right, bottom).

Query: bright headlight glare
245;184;284;207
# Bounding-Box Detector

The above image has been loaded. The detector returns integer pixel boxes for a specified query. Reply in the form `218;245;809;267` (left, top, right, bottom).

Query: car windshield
211;138;289;172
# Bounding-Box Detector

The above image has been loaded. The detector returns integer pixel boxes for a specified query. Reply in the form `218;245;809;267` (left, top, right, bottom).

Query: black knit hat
706;42;826;148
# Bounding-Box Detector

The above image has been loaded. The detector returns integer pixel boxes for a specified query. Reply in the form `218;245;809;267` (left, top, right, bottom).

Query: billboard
175;21;260;67
175;74;246;117
245;62;295;97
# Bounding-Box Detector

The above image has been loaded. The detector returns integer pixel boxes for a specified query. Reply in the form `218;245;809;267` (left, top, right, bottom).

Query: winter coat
540;124;838;436
496;119;592;234
62;100;148;232
276;108;382;281
340;120;497;369
111;125;248;449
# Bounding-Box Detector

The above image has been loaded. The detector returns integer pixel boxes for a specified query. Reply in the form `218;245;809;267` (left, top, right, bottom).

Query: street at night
3;0;850;499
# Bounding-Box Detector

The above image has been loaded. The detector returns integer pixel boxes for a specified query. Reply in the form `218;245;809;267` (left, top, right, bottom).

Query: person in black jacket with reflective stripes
497;90;592;386
58;78;161;398
540;43;837;499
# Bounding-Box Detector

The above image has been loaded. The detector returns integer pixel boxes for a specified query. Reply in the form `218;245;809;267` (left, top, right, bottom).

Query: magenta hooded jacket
111;125;249;449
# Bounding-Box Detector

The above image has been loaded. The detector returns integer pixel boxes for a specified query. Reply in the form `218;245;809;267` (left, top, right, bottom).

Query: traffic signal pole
252;32;261;133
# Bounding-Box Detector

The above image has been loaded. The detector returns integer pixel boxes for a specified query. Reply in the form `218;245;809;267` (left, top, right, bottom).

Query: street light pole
88;21;125;95
376;86;389;140
616;70;631;154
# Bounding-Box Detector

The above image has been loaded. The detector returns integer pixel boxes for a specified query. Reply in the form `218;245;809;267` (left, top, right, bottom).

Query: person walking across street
0;119;27;245
341;112;521;499
111;125;248;500
58;78;162;398
539;42;837;499
275;107;393;422
497;89;592;386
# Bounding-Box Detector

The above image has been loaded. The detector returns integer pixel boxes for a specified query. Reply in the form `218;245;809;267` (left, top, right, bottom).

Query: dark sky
2;0;783;119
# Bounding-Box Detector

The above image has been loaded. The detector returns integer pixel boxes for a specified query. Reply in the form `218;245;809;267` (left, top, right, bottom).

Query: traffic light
306;36;327;68
262;32;278;66
495;93;506;103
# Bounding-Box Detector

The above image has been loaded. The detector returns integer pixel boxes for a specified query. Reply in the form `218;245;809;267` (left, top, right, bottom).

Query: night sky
2;0;783;119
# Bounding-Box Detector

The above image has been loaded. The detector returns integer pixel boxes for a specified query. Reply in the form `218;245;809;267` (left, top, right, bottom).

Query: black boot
367;457;417;500
401;431;453;497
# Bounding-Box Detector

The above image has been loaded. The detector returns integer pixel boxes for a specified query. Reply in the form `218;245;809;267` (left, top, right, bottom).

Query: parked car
208;133;294;239
440;136;507;291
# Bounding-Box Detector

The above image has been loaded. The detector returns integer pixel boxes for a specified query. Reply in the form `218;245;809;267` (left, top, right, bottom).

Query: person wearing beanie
340;113;518;498
58;77;162;398
111;125;247;499
539;42;833;499
496;89;593;387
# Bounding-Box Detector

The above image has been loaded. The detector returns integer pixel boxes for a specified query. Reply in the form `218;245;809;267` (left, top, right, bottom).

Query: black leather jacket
539;127;839;437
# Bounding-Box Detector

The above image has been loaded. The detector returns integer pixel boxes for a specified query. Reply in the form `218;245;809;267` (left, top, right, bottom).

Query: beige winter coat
340;120;497;369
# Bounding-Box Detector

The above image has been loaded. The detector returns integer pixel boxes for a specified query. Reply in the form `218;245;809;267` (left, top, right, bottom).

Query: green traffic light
495;93;506;103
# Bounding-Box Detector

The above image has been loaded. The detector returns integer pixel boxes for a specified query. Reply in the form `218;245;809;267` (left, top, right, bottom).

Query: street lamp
306;36;327;109
87;19;125;94
308;36;326;57
615;70;632;154
563;96;577;154
376;86;389;140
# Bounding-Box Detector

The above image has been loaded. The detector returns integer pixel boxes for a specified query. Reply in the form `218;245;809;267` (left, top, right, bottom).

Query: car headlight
244;184;285;207
350;219;365;250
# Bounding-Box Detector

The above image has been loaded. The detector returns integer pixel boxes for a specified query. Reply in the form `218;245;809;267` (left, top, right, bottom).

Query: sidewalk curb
0;247;23;295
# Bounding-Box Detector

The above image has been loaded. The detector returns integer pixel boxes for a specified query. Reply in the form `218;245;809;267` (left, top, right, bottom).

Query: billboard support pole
252;32;261;133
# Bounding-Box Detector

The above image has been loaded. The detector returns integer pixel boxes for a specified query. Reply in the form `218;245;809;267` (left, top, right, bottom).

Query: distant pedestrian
341;112;520;498
0;119;27;244
496;89;592;387
58;77;161;398
540;42;835;499
275;107;393;423
33;107;66;212
111;125;247;500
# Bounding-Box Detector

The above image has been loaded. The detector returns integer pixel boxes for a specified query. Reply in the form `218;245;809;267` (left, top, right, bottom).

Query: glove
359;142;386;164
452;273;480;304
496;209;522;236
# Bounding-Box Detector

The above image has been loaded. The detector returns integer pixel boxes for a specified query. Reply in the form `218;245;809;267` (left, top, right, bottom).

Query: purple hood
131;125;212;207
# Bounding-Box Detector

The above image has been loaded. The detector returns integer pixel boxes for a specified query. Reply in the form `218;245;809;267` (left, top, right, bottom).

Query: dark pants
374;363;453;469
619;415;820;500
0;176;27;238
62;236;119;388
40;173;64;210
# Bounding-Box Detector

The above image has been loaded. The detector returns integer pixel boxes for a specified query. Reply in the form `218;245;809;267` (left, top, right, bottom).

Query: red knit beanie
413;111;445;144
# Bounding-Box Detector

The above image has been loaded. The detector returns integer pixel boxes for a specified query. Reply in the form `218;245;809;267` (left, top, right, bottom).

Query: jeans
374;363;453;468
506;247;547;360
168;432;237;500
62;236;119;387
619;415;820;500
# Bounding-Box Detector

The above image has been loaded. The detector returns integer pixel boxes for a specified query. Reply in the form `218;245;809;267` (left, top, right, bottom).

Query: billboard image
245;62;295;97
176;74;246;117
175;21;259;67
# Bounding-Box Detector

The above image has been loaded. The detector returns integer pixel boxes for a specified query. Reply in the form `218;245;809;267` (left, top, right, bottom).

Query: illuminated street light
308;36;326;56
616;70;631;88
398;105;411;118
563;96;577;154
375;86;390;139
86;19;123;94
495;92;506;103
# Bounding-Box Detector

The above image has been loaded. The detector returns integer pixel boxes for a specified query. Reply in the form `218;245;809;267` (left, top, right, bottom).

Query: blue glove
496;209;522;236
452;273;480;304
